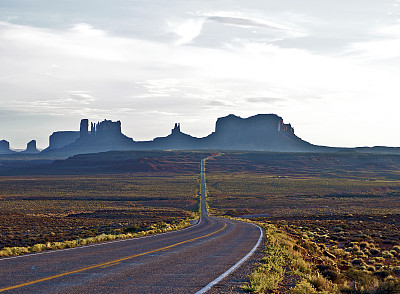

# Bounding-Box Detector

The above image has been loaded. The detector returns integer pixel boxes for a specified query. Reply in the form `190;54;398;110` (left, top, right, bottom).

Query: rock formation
46;131;80;150
5;114;400;158
171;123;181;134
80;119;89;138
44;119;134;156
40;115;324;156
139;122;198;150
22;140;40;154
0;140;13;154
199;114;316;151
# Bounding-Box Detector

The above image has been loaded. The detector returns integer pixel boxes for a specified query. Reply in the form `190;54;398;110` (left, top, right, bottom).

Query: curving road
0;157;262;293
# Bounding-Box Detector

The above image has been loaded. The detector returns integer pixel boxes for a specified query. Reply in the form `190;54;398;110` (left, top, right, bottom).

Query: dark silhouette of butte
0;140;14;154
2;114;400;156
38;114;319;156
22;140;40;154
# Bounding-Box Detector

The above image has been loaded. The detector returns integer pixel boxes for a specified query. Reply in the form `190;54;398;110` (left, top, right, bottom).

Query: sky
1;0;400;149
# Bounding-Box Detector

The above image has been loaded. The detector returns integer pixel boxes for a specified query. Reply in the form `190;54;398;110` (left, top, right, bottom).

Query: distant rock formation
138;122;198;150
199;114;317;151
44;119;134;156
0;140;13;154
39;115;327;156
7;113;385;158
172;123;181;134
22;140;40;154
80;119;89;138
46;131;80;150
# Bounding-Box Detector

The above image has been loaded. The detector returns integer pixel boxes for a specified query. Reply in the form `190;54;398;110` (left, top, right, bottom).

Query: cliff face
47;131;80;150
0;140;13;154
22;140;40;154
201;114;316;151
10;114;326;157
50;119;134;155
89;120;124;139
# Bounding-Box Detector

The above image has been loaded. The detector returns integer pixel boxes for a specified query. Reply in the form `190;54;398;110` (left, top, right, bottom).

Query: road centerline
0;223;227;292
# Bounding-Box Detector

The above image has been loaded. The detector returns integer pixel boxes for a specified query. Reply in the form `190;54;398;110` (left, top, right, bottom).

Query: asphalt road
0;157;262;293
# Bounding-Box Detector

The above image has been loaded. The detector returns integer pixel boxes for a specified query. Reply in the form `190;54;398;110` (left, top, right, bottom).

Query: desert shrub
290;280;318;294
309;274;337;292
322;269;341;283
355;251;367;257
30;243;47;252
369;248;380;255
292;258;311;274
382;250;394;259
352;258;364;266
374;277;400;294
344;269;379;291
244;270;283;292
374;270;390;280
124;224;140;233
375;263;384;270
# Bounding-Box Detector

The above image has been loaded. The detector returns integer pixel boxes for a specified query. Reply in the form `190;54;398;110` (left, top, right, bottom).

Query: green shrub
344;269;379;291
309;274;337;292
291;280;318;294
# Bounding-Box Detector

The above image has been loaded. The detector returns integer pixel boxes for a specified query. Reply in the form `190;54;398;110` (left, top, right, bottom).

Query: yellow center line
100;262;121;269
0;223;227;292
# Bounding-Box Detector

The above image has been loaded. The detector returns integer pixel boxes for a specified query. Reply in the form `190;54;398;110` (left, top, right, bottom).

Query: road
0;157;262;293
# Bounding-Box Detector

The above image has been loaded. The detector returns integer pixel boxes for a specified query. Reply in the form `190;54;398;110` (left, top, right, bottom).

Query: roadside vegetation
0;220;191;257
0;173;200;255
206;152;400;293
240;220;400;293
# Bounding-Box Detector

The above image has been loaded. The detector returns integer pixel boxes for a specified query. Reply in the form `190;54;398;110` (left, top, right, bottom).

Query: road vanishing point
0;157;263;293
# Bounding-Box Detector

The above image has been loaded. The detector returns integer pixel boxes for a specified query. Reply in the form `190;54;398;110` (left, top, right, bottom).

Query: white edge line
0;217;202;262
195;222;263;294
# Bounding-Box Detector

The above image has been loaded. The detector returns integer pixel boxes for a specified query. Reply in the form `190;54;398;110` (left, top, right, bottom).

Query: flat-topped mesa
22;140;40;154
201;114;314;151
48;131;80;150
0;140;13;154
215;113;295;135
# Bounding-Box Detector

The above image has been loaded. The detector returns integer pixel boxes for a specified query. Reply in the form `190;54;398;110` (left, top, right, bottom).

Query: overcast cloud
0;0;400;148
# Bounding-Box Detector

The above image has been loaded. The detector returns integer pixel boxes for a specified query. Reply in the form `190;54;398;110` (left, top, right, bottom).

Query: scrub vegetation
206;152;400;293
0;173;200;256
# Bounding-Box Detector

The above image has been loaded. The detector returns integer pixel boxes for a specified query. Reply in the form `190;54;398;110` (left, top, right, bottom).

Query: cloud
1;10;400;148
207;15;288;30
344;24;400;60
202;11;309;41
67;91;96;104
167;19;205;45
245;97;286;104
